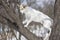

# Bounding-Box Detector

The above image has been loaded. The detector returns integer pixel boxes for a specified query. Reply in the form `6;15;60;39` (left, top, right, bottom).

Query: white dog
19;4;53;40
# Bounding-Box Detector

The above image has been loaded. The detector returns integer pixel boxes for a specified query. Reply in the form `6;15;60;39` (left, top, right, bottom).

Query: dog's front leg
22;19;28;24
24;18;32;27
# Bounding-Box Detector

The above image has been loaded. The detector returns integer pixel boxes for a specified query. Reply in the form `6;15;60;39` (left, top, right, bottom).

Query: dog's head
20;4;26;10
19;4;27;14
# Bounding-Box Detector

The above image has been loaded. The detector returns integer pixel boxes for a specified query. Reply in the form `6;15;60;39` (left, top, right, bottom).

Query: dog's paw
24;25;28;27
22;21;25;24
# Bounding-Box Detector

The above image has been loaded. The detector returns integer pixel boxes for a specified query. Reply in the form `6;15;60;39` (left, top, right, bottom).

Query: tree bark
50;0;60;40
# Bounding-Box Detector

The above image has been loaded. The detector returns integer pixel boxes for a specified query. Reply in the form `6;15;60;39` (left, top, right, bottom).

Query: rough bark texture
50;0;60;40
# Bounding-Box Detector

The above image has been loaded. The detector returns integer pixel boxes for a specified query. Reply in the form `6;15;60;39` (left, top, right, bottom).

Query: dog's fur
19;5;53;40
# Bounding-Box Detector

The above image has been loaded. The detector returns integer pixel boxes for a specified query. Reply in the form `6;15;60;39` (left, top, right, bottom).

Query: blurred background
0;0;55;40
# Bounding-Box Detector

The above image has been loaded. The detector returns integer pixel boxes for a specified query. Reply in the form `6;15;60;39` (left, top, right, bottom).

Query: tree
0;0;42;40
1;0;60;40
50;0;60;40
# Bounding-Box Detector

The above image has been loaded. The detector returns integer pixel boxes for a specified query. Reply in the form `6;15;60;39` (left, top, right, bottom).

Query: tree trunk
50;0;60;40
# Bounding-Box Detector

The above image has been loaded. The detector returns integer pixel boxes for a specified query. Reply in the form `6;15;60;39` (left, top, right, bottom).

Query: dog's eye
23;6;26;8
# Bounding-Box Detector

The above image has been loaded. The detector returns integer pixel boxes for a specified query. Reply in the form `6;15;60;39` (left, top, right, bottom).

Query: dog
19;4;53;40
